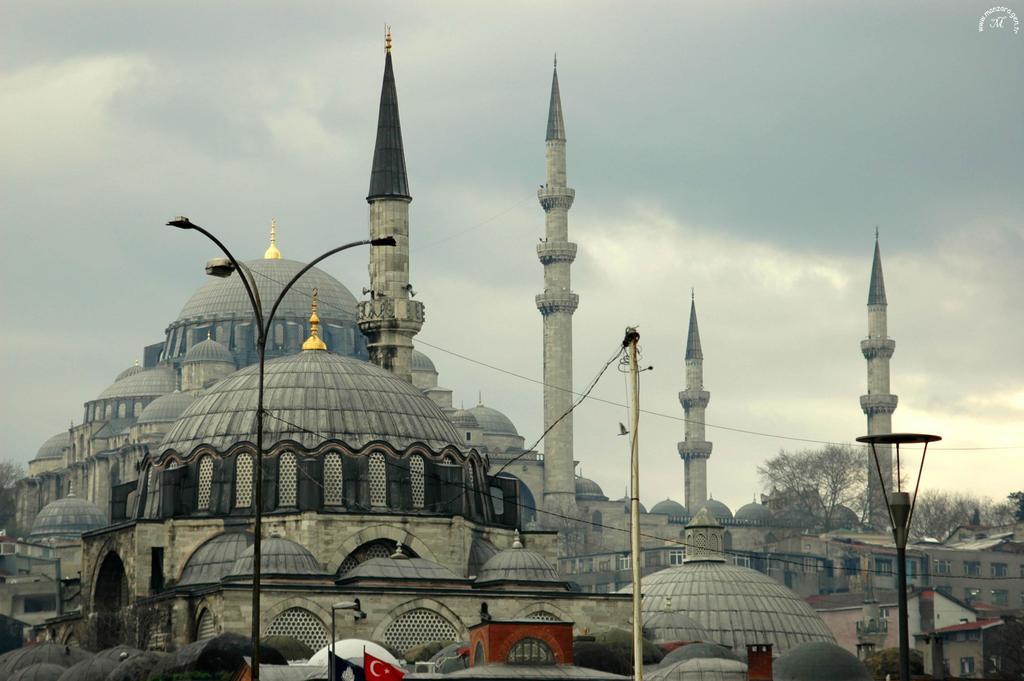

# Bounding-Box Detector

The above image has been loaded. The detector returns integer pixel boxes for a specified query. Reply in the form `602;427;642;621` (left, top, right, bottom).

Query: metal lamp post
167;217;393;681
856;432;941;681
329;599;365;681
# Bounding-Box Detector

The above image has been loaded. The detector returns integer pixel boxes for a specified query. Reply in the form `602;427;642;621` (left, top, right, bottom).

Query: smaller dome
468;404;519;436
411;349;437;373
651;499;688;517
475;536;564;588
735;502;771;524
450;409;480;429
137;391;196;425
832;505;861;529
773;641;871;681
183;337;234;365
115;362;144;382
57;656;118;681
616;497;647;514
226;536;326;579
34;431;70;461
97;366;177;400
695;498;733;521
651;658;747;681
340;556;464;583
11;663;67;681
575;477;608;501
643;611;711;644
178;532;254;586
29;494;106;541
661;643;745;667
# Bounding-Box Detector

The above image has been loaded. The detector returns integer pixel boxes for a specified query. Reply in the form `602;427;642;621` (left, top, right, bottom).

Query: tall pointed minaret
860;234;897;529
358;28;424;384
536;57;578;517
678;294;712;511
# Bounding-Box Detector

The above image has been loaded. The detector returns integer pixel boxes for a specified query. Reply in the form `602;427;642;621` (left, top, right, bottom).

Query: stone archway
93;551;129;648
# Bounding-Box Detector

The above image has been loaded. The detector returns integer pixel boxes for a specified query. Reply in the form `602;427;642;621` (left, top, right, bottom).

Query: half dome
475;540;565;588
97;367;177;401
158;350;463;455
178;532;254;586
183;337;234;364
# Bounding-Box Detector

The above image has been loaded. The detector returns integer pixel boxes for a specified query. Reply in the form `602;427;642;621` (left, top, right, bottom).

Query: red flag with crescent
365;651;405;681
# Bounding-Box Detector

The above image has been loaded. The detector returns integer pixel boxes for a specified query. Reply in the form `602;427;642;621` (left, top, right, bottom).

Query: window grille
279;452;297;507
265;607;328;651
411;456;425;509
197;608;216;640
324;452;343;505
235;453;254;508
506;637;555;665
526;611;559;621
383;608;457;654
443;454;456;464
369;453;386;506
197;457;213;510
337;541;395;576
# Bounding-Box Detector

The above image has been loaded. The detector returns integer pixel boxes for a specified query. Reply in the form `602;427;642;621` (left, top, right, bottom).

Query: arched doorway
93;552;129;648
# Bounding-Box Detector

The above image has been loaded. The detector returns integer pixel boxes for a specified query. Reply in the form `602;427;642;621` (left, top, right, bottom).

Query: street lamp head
332;601;359;610
167;216;194;229
205;257;237;278
371;236;397;247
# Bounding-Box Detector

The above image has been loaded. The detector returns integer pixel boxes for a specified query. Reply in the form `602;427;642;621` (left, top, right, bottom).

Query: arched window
196;608;216;640
264;607;328;651
526;611;559;621
235;453;254;508
133;402;142;417
410;455;425;509
324;452;343;506
117;402;126;418
104;404;113;419
383;608;457;655
197;456;214;511
278;452;297;507
369;452;386;507
507;637;555;665
592;510;603;532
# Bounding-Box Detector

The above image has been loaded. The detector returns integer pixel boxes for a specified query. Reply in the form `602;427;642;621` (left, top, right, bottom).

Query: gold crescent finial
385;25;392;53
302;288;327;351
264;219;282;259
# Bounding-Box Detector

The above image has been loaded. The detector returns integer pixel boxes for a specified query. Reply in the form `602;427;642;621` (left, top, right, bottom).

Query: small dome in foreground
476;535;565;588
226;536;325;579
773;641;871;681
178;532;254;586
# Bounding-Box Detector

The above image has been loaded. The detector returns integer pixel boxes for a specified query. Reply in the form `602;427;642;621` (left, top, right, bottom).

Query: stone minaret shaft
358;32;424;384
678;297;712;510
860;236;897;529
536;61;578;516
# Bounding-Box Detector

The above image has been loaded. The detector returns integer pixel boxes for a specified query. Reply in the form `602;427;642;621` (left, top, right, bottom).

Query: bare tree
758;445;866;531
910;491;1018;541
0;460;25;534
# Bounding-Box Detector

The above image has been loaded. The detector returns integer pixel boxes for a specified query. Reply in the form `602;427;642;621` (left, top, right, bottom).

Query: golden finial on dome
302;288;328;351
385;25;392;53
264;219;282;260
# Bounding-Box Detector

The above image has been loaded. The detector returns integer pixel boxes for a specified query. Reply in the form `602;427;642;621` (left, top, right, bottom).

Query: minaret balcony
678;389;710;410
357;297;425;330
860;337;895;360
535;292;579;315
537;242;577;265
678;441;713;460
537;186;575;212
859;393;898;415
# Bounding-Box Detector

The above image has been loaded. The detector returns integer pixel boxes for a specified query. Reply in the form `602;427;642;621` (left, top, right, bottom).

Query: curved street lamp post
856;432;941;681
167;216;394;681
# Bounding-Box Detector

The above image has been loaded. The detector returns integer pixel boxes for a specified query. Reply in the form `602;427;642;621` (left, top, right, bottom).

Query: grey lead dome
34;431;70;461
183;337;234;364
159;350;463;455
29;495;107;541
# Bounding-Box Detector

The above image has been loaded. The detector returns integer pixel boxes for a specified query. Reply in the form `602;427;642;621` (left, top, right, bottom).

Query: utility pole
623;327;643;681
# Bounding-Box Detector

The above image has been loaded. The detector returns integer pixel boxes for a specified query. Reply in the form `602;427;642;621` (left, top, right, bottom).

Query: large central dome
158;350;463;455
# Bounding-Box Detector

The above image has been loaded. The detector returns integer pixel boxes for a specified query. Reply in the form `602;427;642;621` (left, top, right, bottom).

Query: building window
526;611;559;622
323;453;343;506
598;560;610;572
410;455;425;509
991;562;1008;578
965;587;981;602
934;559;951;575
964;561;981;577
278;452;297;507
991;589;1009;605
592;510;603;531
369;453;386;506
617;554;631;571
265;607;328;652
197;456;214;510
735;555;751;568
645;552;661;568
383;608;458;655
507;637;555;666
960;657;975;675
669;549;685;566
581;558;593;573
235;453;254;508
875;558;893;576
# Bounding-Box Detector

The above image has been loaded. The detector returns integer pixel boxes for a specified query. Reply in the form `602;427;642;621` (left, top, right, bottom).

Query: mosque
4;31;907;662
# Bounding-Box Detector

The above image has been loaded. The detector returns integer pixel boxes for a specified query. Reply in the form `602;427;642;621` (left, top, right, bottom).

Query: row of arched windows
85;399;145;423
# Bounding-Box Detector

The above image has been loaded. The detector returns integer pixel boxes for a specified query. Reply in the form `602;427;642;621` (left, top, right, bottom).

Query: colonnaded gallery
10;35;900;657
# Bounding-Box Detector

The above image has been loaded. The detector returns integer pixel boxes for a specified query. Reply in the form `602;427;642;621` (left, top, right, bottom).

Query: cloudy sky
2;1;1022;512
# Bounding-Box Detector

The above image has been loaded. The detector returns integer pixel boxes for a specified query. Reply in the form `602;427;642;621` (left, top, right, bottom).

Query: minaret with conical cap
536;57;578;517
358;28;424;384
860;234;897;529
678;294;712;511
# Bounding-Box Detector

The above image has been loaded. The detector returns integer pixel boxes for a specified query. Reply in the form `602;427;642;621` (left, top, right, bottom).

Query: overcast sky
2;1;1022;512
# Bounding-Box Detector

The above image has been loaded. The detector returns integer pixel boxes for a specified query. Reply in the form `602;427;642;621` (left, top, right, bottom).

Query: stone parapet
860;393;898;415
535;292;579;316
536;242;577;265
678;441;713;460
357;297;425;330
678;388;710;410
861;337;896;360
537;186;575;212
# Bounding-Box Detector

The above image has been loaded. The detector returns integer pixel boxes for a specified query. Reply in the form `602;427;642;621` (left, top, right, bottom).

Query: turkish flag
365;651;405;681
